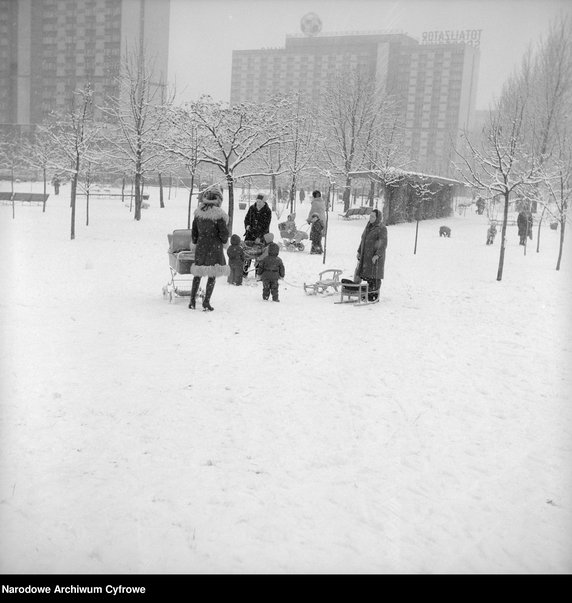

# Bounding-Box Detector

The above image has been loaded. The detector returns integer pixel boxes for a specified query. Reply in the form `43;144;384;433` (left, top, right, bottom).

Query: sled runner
303;269;343;295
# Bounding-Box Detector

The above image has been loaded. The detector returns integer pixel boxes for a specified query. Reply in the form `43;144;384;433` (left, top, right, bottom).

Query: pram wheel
297;243;305;251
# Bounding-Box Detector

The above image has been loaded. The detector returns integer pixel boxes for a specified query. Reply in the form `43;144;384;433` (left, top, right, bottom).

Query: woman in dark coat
356;208;387;301
189;185;230;311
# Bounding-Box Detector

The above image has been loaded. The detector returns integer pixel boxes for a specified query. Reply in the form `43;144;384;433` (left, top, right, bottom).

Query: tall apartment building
230;30;479;177
0;0;170;127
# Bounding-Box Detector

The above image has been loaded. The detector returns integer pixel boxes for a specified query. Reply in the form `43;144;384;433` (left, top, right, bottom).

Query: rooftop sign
421;29;482;47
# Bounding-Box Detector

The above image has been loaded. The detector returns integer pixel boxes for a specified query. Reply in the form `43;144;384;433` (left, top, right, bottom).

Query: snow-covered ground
1;181;571;574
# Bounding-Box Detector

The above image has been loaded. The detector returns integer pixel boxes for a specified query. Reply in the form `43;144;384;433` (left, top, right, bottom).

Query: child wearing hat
255;242;285;302
309;213;324;254
226;234;245;285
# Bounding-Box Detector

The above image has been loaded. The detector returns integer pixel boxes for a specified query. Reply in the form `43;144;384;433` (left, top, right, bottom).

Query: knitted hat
230;233;241;245
200;185;223;207
268;242;280;256
255;193;267;203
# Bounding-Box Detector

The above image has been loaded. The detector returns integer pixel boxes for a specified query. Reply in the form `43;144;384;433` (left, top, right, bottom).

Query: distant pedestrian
226;233;245;286
299;188;305;203
52;175;60;195
517;211;533;245
486;222;497;245
256;242;285;302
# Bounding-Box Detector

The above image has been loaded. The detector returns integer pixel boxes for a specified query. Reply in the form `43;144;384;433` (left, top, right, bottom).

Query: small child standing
226;234;245;285
256;242;285;302
309;212;324;254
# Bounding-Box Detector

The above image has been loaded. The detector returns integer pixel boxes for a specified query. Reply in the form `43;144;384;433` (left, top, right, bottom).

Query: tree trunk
227;176;235;234
121;177;126;204
42;167;47;213
556;217;566;271
70;173;77;240
414;217;419;255
368;179;375;207
187;175;195;230
343;177;351;212
496;191;510;281
134;170;142;221
536;206;547;253
159;172;164;208
323;189;330;265
86;190;90;227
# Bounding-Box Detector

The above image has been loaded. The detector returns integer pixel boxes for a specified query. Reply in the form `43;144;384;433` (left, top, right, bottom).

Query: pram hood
168;229;194;253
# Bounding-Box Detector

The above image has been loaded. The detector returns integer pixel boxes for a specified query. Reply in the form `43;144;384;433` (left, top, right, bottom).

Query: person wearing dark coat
226;233;245;286
256;242;285;302
309;213;324;254
244;193;272;276
517;211;533;245
355;208;387;302
244;193;272;243
189;185;230;311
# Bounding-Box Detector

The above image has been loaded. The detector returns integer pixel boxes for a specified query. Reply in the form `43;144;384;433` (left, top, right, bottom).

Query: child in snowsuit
309;213;324;254
256;242;285;302
226;233;245;285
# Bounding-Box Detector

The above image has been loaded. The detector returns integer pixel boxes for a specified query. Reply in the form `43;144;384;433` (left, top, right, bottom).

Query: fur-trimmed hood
194;205;229;223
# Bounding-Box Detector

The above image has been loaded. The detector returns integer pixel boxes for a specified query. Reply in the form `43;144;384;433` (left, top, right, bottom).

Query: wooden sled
303;269;343;295
334;280;371;305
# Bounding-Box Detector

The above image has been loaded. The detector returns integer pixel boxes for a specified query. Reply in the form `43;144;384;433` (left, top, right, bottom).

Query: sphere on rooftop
300;12;322;37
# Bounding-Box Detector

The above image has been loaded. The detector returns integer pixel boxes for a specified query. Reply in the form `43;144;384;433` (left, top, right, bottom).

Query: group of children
226;233;285;301
225;211;325;302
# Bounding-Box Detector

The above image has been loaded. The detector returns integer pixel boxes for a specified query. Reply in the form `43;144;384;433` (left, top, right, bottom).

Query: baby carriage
278;221;308;251
242;233;274;277
162;229;201;302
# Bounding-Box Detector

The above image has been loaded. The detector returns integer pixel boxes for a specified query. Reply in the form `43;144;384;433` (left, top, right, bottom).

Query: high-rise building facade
230;30;479;177
0;0;170;127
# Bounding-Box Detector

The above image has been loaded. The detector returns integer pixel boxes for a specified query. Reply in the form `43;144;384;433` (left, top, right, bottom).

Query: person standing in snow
243;192;272;276
255;242;285;302
517;210;533;245
226;233;245;286
188;185;230;311
306;189;326;228
355;208;387;302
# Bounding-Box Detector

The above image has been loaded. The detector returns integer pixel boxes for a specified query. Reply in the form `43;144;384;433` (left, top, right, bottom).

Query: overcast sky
167;0;571;110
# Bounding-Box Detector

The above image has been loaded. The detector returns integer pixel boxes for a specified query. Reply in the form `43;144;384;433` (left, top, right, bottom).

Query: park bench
76;192;149;200
338;206;373;219
0;192;50;206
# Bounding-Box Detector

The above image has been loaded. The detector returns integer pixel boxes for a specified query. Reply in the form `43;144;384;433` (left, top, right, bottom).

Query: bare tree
283;94;321;214
454;84;545;280
39;84;97;239
100;46;172;221
187;96;291;233
318;67;390;212
159;104;210;228
22;128;55;213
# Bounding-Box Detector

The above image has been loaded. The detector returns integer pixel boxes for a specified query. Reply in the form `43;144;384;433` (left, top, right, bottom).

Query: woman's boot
189;276;201;309
202;277;216;311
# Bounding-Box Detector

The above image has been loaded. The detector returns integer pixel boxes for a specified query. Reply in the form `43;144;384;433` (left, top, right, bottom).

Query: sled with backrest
303;269;343;295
